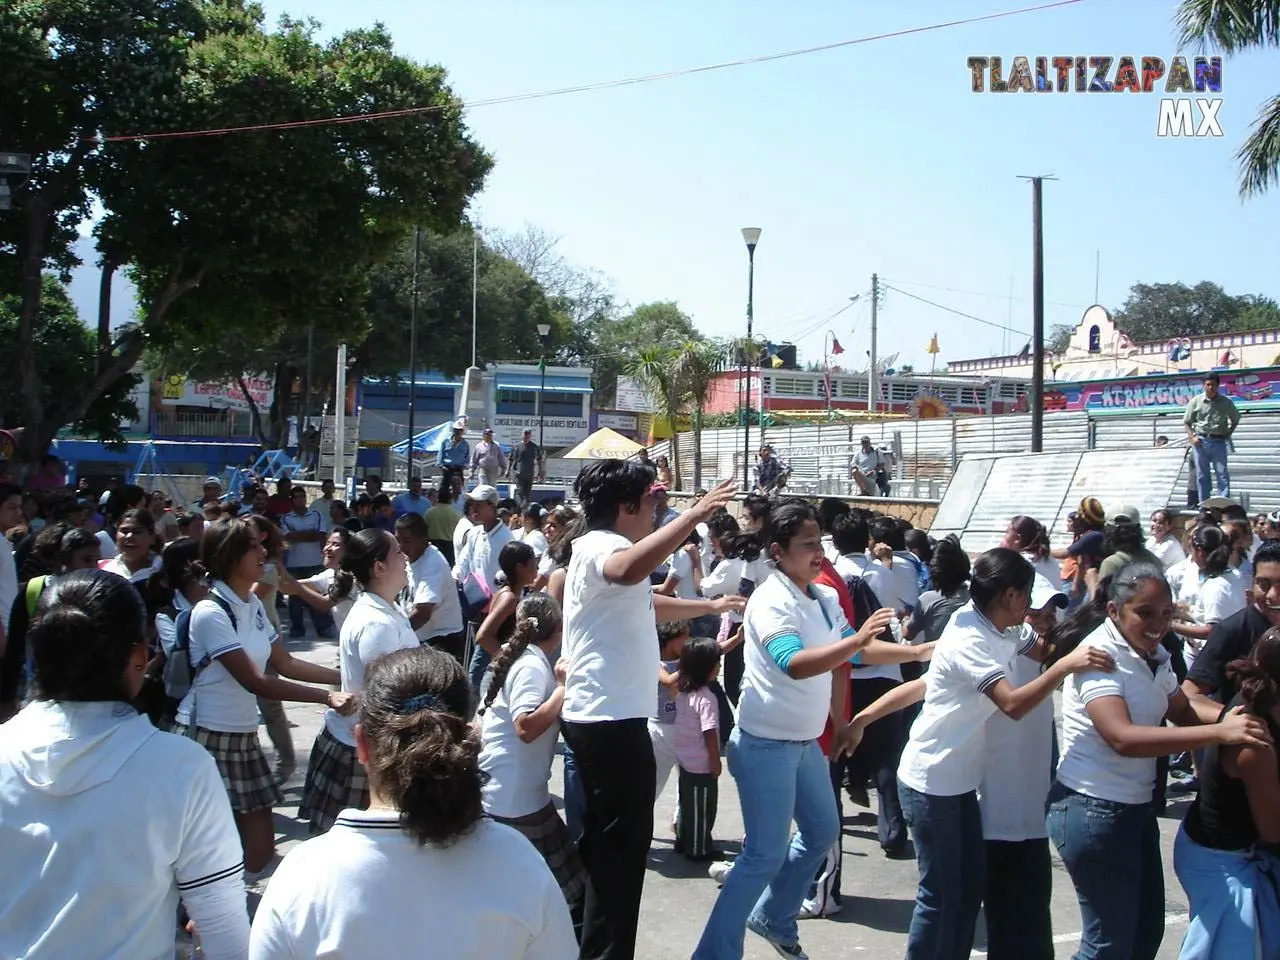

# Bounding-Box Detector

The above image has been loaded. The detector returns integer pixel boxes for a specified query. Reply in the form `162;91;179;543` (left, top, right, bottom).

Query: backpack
162;593;236;702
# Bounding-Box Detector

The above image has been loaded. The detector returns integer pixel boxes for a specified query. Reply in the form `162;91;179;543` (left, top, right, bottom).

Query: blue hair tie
397;692;445;714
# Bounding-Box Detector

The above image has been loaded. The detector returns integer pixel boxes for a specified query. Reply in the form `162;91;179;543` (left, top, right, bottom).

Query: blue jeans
1194;436;1230;502
1046;783;1164;960
468;644;492;701
898;781;985;960
693;730;839;959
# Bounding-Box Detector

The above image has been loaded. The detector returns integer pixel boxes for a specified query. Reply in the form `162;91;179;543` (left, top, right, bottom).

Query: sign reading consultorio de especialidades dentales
490;414;589;449
968;54;1223;138
1045;369;1280;414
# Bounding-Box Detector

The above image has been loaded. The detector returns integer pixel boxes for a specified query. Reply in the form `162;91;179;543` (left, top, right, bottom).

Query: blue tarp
389;420;453;457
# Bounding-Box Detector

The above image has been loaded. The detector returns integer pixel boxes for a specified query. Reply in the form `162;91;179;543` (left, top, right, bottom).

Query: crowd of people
2;448;1280;960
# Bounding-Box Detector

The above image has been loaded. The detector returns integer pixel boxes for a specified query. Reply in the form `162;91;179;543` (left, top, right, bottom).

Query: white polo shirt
176;581;279;733
668;546;700;600
1056;619;1179;805
404;545;463;641
99;553;162;585
738;573;855;742
1147;536;1186;570
980;625;1053;841
300;568;358;635
453;521;514;597
562;529;657;723
834;552;902;683
326;592;420;747
248;813;575;960
898;602;1018;797
479;646;559;819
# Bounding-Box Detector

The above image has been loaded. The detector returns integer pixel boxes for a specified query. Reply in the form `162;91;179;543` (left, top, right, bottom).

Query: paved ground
184;631;1193;959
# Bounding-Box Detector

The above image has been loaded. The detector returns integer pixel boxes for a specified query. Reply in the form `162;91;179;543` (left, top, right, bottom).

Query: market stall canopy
554;427;645;460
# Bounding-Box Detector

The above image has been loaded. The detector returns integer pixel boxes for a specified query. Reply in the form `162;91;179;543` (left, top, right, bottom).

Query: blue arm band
764;632;804;672
840;625;855;639
849;651;862;665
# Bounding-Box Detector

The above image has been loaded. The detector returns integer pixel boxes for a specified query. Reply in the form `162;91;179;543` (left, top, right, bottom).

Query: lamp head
741;227;762;252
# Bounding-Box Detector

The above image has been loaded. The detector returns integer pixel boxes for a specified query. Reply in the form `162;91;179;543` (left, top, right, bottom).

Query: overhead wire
881;276;1091;311
92;0;1086;143
880;283;1030;338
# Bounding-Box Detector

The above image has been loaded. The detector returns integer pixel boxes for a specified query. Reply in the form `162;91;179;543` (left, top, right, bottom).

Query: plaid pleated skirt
298;726;370;835
490;802;586;905
170;724;283;814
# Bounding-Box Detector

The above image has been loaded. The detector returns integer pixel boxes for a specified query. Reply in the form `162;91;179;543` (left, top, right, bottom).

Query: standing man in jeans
561;460;739;959
469;427;508;488
437;420;470;491
1183;372;1240;504
281;486;334;638
507;428;543;505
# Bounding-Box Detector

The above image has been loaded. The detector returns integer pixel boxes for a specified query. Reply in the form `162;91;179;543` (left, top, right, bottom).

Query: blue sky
71;0;1280;373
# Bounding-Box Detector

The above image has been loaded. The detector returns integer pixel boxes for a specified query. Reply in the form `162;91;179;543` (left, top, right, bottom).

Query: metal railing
151;410;256;439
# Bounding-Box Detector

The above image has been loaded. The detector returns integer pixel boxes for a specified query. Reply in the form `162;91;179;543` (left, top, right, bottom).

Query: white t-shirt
0;700;248;960
0;536;17;634
898;603;1019;797
452;515;475;560
300;568;358;635
248;812;575;960
702;557;744;600
854;448;882;475
738;574;855;742
1178;569;1247;669
1148;536;1187;570
99;553;162;585
979;627;1054;841
522;529;549;558
281;508;328;569
562;529;657;723
95;529;119;560
154;592;193;657
405;546;463;641
326;592;420;747
1024;553;1064;591
668;547;700;600
1166;556;1194;597
1056;619;1179;805
833;552;902;683
453;522;514;597
176;582;279;733
479;646;559;819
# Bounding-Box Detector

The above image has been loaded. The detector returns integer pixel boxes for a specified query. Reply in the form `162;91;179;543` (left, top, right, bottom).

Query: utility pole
406;226;421;479
740;228;761;489
1018;175;1055;453
867;274;879;415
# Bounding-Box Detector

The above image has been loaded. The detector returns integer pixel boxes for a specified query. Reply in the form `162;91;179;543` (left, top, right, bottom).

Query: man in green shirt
1182;372;1240;503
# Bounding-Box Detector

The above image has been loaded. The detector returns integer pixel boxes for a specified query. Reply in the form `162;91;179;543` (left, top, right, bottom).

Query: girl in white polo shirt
891;548;1114;960
99;507;161;584
172;517;355;873
479;593;585;920
1046;561;1269;960
0;570;250;960
693;499;897;960
1172;524;1246;670
299;528;416;835
250;646;577;960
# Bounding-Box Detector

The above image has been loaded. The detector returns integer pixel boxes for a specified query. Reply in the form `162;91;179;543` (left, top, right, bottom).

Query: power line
92;0;1085;143
880;283;1029;338
880;276;1091;311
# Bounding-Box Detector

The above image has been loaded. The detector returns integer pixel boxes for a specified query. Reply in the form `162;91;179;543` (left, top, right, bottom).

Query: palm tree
1177;0;1280;196
627;345;682;485
674;338;727;489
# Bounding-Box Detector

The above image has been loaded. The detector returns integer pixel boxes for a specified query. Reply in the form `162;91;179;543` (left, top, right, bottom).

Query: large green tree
1177;0;1280;196
1111;281;1280;342
2;1;490;464
591;301;703;407
0;277;140;445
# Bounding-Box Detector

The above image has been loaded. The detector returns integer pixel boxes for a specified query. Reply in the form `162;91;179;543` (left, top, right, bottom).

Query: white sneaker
798;896;843;920
707;860;733;885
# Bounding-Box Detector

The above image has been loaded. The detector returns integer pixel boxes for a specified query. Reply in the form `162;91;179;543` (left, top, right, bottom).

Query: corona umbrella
554;427;646;460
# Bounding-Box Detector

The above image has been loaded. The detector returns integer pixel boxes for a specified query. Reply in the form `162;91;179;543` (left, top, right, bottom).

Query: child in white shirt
673;636;722;861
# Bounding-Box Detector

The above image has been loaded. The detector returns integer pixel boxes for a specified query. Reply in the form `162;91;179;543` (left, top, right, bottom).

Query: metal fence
652;408;1280;512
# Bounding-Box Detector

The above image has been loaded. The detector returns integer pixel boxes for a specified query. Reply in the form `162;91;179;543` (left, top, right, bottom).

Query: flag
770;354;785;368
830;337;845;355
927;334;939;355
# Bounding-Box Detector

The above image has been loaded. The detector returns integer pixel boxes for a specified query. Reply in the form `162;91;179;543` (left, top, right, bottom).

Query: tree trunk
237;376;270;448
96;257;119;372
265;363;292;450
667;388;681;489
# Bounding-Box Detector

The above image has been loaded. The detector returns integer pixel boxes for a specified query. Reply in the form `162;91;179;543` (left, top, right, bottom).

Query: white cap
465;484;499;504
1029;573;1068;612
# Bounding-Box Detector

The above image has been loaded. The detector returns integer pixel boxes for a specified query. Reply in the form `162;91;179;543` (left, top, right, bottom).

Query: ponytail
1192;524;1232;578
329;569;356;602
482;594;563;712
1227;628;1280;718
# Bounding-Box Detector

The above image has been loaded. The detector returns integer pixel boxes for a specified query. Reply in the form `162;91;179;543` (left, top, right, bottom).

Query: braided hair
482;593;563;712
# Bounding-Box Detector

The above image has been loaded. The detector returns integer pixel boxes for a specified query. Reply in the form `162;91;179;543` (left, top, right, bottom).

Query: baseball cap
465;484;499;504
1029;573;1069;612
1112;504;1141;525
203;476;221;486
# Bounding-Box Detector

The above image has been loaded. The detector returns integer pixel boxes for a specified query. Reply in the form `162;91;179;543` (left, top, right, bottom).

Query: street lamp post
741;227;761;489
536;323;551;451
406;226;421;480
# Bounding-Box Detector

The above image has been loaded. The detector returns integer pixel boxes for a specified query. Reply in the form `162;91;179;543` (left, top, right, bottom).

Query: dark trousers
286;564;334;636
722;642;745;706
561;718;656;960
849;677;907;851
514;473;534;505
984;838;1053;960
676;768;718;860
